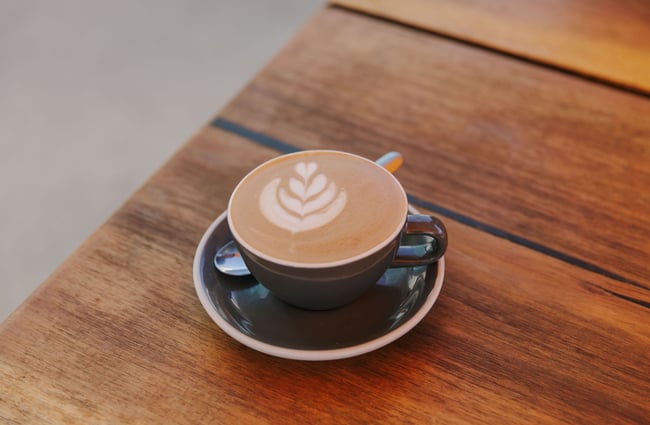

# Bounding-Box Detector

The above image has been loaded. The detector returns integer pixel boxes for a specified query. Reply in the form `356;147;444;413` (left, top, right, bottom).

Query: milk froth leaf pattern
259;161;347;233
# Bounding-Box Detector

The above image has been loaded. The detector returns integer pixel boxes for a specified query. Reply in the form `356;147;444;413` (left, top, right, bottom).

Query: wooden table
2;2;648;423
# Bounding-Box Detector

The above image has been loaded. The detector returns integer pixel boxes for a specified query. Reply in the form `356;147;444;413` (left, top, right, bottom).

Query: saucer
193;211;445;361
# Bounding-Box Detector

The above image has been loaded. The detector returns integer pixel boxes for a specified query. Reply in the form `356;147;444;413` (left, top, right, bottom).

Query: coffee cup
227;150;447;310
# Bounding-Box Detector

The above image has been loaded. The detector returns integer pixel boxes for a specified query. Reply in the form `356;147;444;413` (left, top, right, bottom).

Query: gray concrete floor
0;0;324;321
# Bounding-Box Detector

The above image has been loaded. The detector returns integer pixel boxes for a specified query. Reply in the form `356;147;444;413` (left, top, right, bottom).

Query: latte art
260;161;347;233
228;151;407;264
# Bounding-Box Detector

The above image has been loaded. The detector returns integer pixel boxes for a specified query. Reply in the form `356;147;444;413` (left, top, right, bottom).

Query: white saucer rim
193;211;445;361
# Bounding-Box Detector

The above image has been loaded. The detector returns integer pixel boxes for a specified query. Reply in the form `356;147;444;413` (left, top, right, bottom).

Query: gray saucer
193;211;445;361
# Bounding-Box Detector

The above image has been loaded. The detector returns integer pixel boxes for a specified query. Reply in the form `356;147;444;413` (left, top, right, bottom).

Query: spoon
214;151;408;276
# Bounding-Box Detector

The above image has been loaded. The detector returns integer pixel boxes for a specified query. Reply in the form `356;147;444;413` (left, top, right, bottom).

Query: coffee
228;151;407;265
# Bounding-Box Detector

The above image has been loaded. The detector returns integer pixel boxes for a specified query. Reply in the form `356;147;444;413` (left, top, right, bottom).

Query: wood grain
221;7;650;289
1;6;649;424
331;0;650;94
0;127;647;424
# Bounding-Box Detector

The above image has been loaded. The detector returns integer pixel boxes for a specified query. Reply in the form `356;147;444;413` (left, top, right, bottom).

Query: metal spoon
214;152;406;276
214;239;249;276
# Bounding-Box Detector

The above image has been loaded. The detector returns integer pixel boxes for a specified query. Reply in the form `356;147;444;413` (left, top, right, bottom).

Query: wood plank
0;126;647;423
331;0;650;94
0;128;277;423
221;7;650;288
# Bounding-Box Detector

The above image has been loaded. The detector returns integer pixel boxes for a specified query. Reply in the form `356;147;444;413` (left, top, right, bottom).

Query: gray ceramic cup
227;151;447;310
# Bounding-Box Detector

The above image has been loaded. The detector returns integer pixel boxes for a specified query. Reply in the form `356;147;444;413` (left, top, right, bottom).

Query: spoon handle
375;151;403;173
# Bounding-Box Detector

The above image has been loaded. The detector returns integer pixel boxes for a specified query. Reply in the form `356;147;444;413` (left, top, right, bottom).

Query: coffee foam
259;160;347;233
229;151;407;265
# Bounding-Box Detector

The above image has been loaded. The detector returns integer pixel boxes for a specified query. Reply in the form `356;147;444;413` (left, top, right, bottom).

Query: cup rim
227;150;409;269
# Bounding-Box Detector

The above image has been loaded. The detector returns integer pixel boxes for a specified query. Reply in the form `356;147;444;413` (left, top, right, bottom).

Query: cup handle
391;215;448;267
